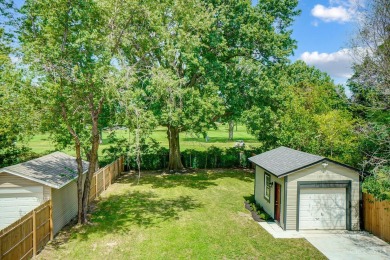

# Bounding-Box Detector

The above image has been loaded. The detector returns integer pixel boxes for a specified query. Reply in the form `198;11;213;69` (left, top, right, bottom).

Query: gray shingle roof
248;146;325;177
0;152;89;189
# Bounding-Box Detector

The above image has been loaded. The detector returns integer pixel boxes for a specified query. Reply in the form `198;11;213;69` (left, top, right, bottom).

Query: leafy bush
0;145;40;167
245;195;272;221
103;136;264;170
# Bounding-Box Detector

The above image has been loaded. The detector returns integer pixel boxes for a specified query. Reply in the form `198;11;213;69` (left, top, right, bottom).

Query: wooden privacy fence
363;193;390;242
0;200;52;260
89;156;124;203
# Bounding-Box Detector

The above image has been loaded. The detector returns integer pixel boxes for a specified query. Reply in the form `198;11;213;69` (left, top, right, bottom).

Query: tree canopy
348;0;390;200
244;61;360;165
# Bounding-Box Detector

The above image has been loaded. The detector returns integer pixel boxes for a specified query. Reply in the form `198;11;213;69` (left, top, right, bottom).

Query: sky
254;0;359;89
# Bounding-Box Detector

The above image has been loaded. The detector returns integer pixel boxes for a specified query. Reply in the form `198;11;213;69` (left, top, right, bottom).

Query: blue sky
254;0;359;87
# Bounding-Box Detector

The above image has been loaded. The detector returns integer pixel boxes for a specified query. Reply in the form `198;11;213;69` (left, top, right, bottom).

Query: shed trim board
278;159;367;178
296;180;352;231
283;176;288;230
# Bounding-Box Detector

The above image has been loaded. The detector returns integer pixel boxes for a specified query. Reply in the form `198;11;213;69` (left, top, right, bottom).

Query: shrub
103;137;265;170
245;195;272;221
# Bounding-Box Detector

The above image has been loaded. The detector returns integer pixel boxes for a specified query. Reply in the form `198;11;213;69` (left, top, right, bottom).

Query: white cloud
311;4;351;23
311;0;363;24
300;49;353;79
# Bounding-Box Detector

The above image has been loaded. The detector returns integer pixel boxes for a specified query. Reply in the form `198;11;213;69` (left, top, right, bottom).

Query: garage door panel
299;188;346;230
0;186;43;229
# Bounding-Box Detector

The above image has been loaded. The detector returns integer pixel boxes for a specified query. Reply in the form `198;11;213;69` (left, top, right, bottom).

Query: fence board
96;170;104;195
105;167;110;189
89;175;97;202
0;200;51;260
363;193;390;242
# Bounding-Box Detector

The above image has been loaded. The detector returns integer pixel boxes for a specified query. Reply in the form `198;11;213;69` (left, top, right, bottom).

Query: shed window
264;172;271;202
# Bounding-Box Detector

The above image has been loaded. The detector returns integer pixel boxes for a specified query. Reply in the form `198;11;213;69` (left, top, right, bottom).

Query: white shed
0;152;88;235
249;147;362;231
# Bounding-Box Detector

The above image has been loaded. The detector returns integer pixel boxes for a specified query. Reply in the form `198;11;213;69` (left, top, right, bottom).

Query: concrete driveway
301;231;390;260
258;222;390;259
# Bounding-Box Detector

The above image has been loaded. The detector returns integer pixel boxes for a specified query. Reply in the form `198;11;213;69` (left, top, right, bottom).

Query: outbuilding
0;152;88;234
249;146;361;231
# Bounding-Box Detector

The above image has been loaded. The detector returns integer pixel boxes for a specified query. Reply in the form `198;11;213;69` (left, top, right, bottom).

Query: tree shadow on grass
115;169;254;190
76;190;203;241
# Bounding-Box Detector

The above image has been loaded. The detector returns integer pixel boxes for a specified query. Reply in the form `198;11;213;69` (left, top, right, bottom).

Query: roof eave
276;159;325;178
248;160;281;177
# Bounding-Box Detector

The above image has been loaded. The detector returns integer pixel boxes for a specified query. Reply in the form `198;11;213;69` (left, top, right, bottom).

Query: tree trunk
75;141;84;225
81;94;103;224
167;125;184;171
81;114;100;223
61;103;84;224
228;120;234;140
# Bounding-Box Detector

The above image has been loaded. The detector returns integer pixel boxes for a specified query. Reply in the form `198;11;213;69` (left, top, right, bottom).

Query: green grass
22;124;261;156
37;170;325;259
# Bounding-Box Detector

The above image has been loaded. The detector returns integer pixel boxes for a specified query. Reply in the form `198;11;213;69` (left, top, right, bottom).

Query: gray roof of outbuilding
0;152;89;189
248;146;325;177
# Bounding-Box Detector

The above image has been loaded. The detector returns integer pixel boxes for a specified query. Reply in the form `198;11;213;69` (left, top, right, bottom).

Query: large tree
349;0;390;112
348;0;390;200
244;61;360;165
139;0;300;171
206;0;300;140
138;0;222;171
19;0;136;223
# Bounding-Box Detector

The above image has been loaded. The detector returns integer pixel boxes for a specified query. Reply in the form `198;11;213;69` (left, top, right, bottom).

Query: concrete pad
258;221;303;238
258;221;390;259
302;231;390;260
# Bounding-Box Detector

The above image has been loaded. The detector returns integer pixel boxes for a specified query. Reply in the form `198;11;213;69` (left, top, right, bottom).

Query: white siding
254;166;285;229
51;180;78;235
285;162;360;230
0;172;51;200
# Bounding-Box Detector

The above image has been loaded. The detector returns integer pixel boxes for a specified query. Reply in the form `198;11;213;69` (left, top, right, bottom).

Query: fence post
109;164;112;185
103;168;106;191
32;210;37;256
116;157;122;175
120;156;122;173
49;200;54;240
95;174;98;199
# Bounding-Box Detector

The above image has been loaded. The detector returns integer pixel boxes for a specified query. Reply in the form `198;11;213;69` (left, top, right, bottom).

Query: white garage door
299;188;346;230
0;186;43;229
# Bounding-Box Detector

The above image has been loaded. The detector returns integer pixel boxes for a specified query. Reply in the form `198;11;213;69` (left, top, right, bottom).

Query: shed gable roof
248;146;325;177
0;152;89;189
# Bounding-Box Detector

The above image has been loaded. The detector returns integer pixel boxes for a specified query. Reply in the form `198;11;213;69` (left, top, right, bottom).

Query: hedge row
124;146;264;170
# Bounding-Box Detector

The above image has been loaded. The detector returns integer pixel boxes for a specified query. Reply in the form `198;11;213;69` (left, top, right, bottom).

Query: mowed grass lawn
37;170;325;259
23;124;261;156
